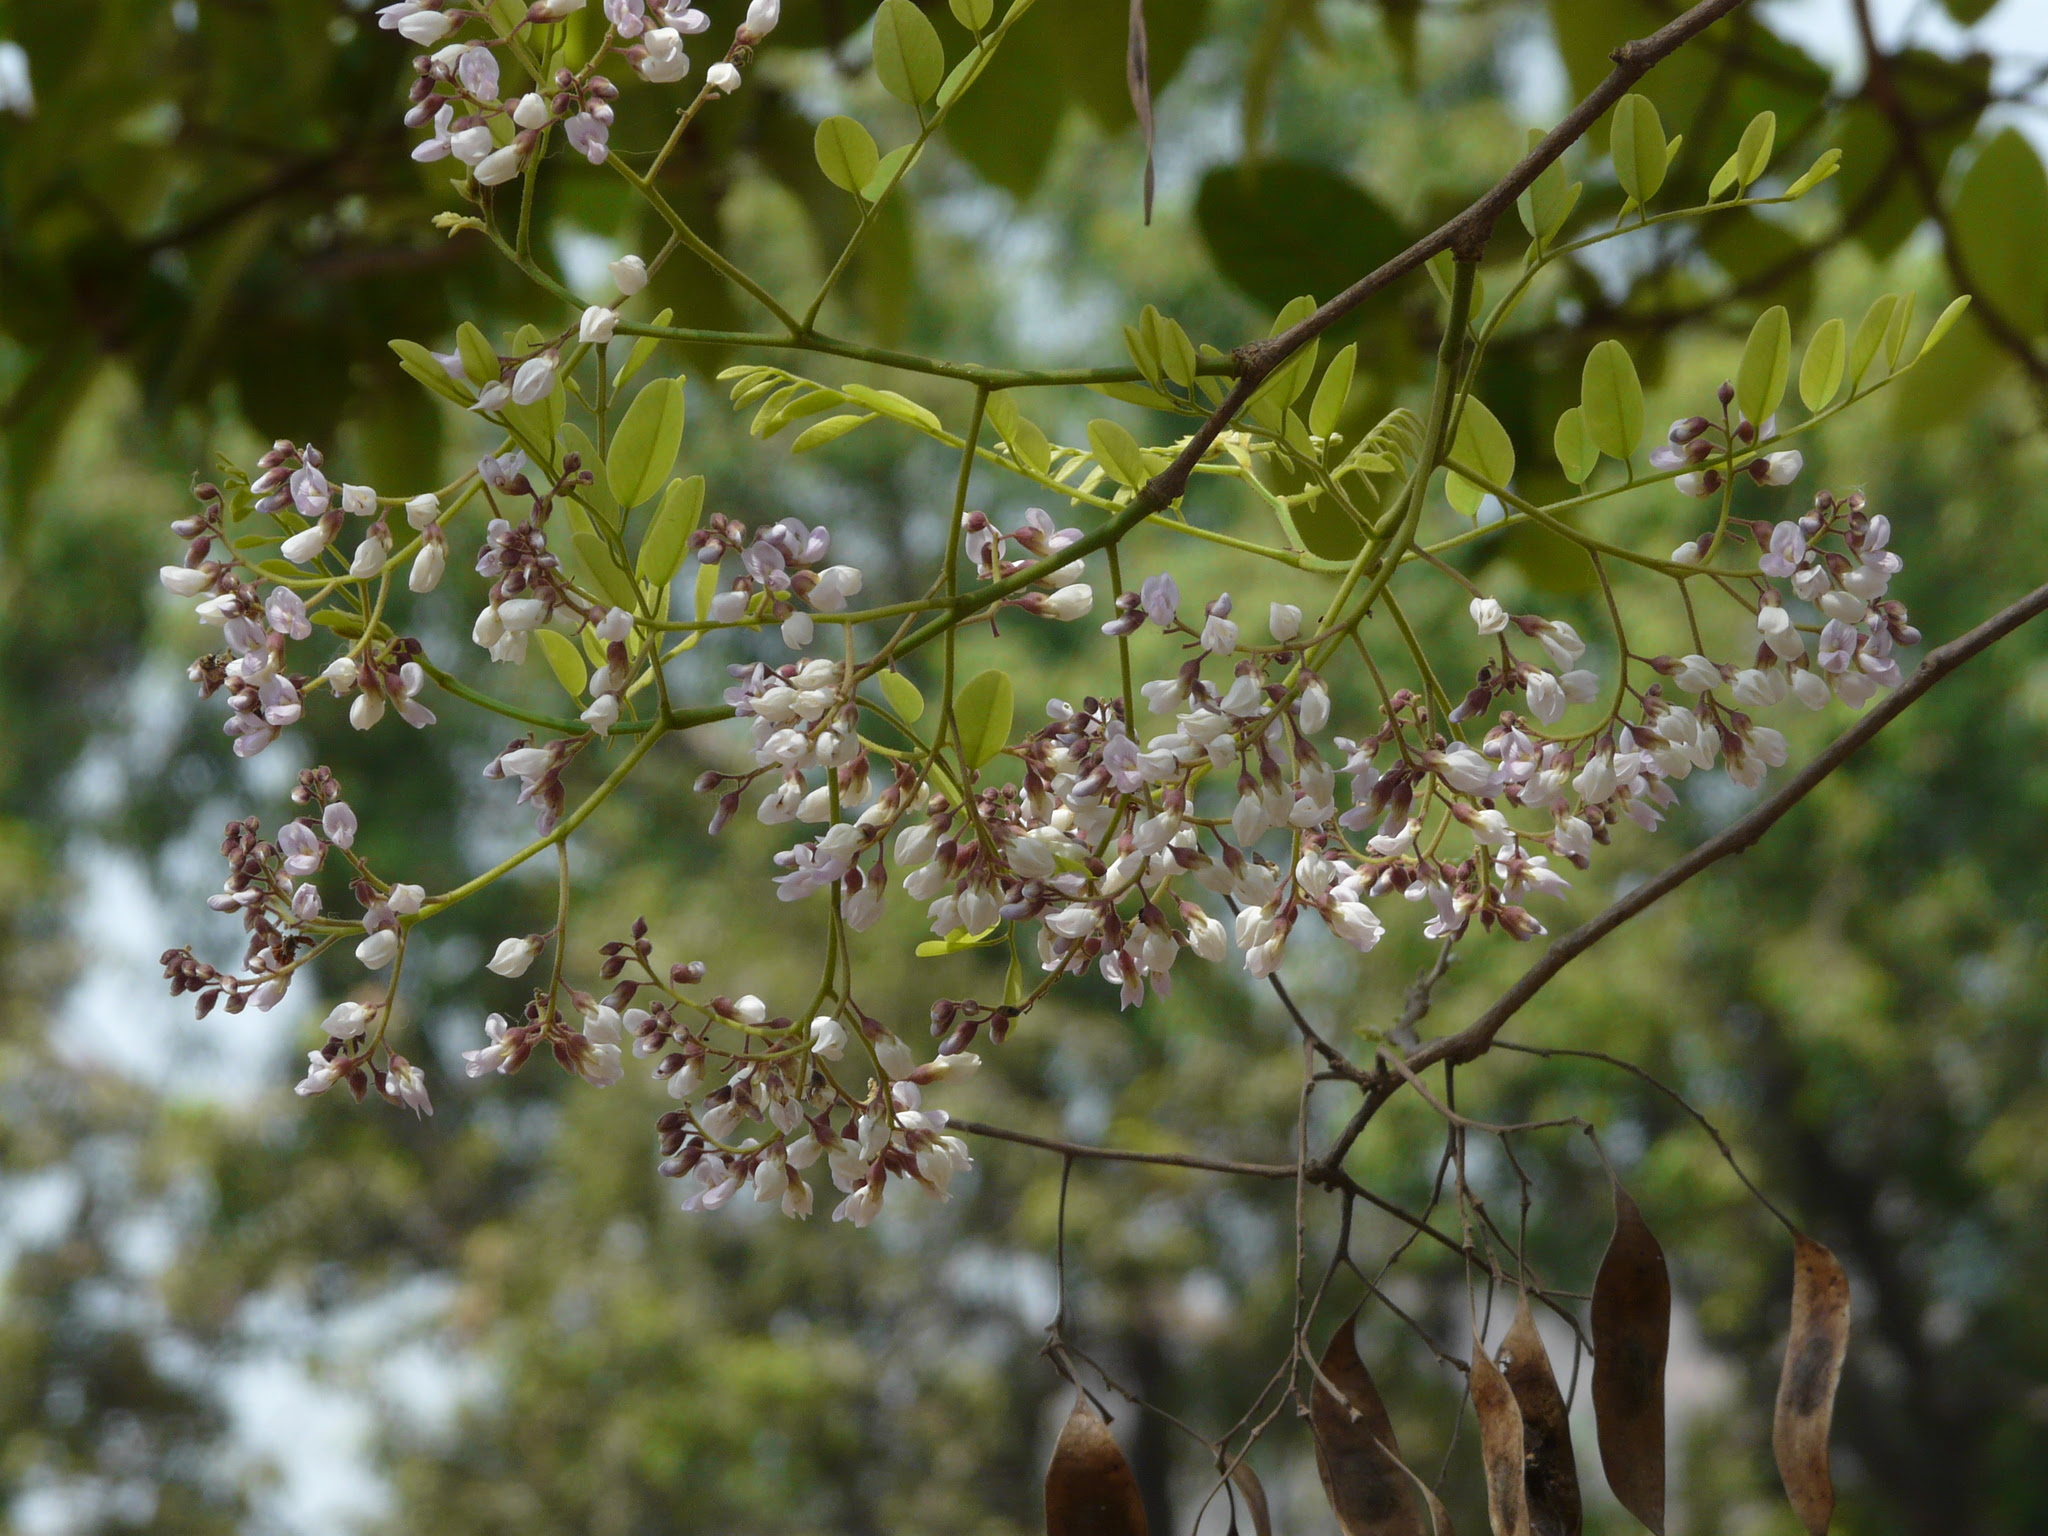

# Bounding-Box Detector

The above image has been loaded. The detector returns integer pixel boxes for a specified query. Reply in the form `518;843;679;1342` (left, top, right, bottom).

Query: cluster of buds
962;507;1095;623
1652;381;1804;499
693;514;867;649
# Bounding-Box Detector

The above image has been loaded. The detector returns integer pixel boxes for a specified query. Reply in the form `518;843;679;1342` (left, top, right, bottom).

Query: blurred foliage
1;1;2046;1534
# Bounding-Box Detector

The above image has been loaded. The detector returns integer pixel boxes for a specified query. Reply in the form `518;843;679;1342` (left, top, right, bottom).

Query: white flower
487;936;541;977
511;353;558;405
1269;602;1302;643
874;1034;915;1079
1200;599;1239;655
1536;620;1585;670
1326;901;1384;953
580;694;621;736
809;1015;847;1059
280;521;335;565
1560;669;1600;704
295;1050;342;1098
610;253;649;294
1469;596;1508;635
1526;670;1566;724
511;91;551;130
474;144;524;186
0;40;35;117
323;801;358;848
321;1002;373;1040
160;565;211;596
579;305;620;344
705;60;741;93
404;493;442;530
356;929;400;970
1673;654;1722;694
1760;450;1803;485
639;28;690;82
387;883;426;915
742;0;780;37
386;1054;433;1116
1043;583;1093;621
409;539;446;593
348;527;391;579
341;483;378;516
1789;667;1831;709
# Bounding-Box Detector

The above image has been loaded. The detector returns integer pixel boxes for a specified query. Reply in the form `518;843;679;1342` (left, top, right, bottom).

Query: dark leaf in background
1311;1309;1427;1536
1498;1298;1581;1536
1591;1188;1669;1536
1949;127;2048;338
1469;1346;1532;1536
1195;161;1407;315
1835;49;1990;261
1045;1392;1149;1536
1773;1234;1850;1536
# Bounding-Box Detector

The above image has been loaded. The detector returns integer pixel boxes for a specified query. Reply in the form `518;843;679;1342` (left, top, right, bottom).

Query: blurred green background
2;1;2047;1532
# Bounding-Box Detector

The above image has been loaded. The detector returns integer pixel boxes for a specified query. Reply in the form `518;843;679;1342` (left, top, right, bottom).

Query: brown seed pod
1469;1345;1533;1536
1591;1187;1670;1535
1311;1308;1428;1536
1773;1233;1850;1536
1045;1391;1149;1536
1225;1457;1272;1536
1498;1298;1582;1536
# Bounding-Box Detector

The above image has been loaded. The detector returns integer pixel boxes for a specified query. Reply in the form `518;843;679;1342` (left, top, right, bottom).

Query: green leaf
1089;380;1178;411
1003;944;1025;1007
915;926;1001;958
1516;129;1582;246
1123;319;1162;387
456;321;499;385
1309;343;1357;438
1154;313;1198;389
814;114;879;194
949;0;993;27
878;670;925;723
1446;396;1515;516
839;383;942;434
1783;147;1842;199
389;339;471;404
1735;109;1776;188
1249;294;1319;427
1554;406;1598;484
1087;418;1150;488
606;378;687;509
1916;294;1973;362
1950;128;2048;334
873;0;945;105
1883;290;1916;371
1847;293;1899;386
1736;305;1792;426
1580;339;1645;462
952;668;1013;769
636;475;704;587
573;529;641;611
536;628;588;700
1799;317;1846;411
611;308;671;391
791;413;876;453
860;142;921;202
999;412;1051;476
1610;94;1667;207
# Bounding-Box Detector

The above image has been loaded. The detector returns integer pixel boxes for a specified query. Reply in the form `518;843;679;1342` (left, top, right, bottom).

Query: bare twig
951;1118;1296;1179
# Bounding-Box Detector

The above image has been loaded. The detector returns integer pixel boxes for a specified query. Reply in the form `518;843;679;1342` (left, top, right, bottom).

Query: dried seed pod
1311;1308;1427;1536
1226;1457;1272;1536
1045;1391;1148;1536
1773;1233;1850;1536
1498;1298;1581;1536
1591;1187;1670;1535
1469;1346;1533;1536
